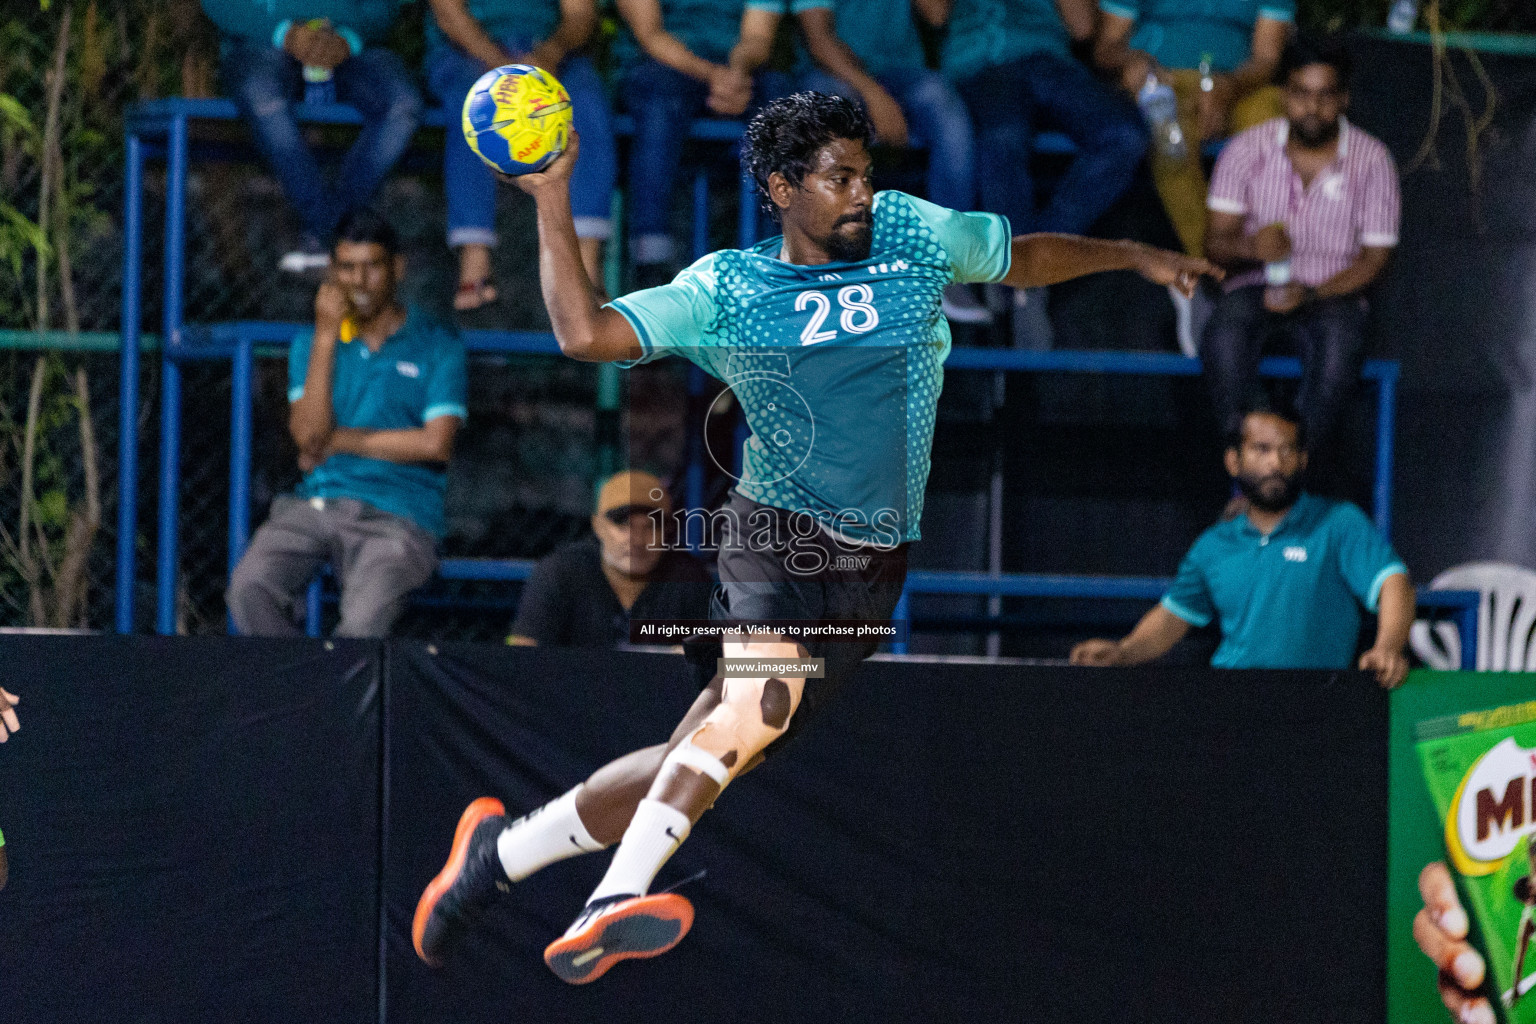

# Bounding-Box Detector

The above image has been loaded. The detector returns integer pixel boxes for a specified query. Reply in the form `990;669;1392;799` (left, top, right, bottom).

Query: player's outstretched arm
1004;235;1223;297
504;135;644;363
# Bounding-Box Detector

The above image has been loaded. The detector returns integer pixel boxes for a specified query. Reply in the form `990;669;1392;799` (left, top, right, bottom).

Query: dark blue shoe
543;892;694;984
413;798;509;967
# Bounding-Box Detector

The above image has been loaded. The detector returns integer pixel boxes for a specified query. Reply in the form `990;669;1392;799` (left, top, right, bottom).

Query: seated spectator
507;470;712;647
614;0;788;287
425;0;616;308
918;0;1147;348
792;0;990;323
226;210;467;638
1200;35;1398;452
1094;0;1291;354
200;0;424;273
1070;404;1412;685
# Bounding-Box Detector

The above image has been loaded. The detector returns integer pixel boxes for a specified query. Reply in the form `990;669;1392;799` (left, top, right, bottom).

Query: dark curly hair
740;92;874;222
1278;33;1352;90
333;207;399;257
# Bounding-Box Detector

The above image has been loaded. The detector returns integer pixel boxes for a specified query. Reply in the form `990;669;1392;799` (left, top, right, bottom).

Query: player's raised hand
500;131;581;196
0;688;19;742
1414;860;1494;1024
1131;245;1224;298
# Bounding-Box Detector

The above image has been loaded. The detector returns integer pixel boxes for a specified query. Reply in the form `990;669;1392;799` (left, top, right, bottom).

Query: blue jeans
797;67;976;211
620;60;788;264
427;42;616;246
1200;285;1370;449
956;51;1147;235
219;36;423;238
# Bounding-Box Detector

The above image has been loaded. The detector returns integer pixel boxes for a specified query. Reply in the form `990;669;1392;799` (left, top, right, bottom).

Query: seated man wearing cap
507;471;712;648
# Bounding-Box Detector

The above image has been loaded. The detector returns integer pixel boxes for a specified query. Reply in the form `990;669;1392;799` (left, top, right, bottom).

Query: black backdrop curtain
0;639;1386;1023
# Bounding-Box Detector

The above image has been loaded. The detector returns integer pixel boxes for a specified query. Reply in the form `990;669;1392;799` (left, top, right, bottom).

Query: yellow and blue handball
462;64;572;175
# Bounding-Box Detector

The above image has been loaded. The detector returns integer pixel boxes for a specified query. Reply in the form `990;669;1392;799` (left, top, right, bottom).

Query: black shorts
682;492;908;751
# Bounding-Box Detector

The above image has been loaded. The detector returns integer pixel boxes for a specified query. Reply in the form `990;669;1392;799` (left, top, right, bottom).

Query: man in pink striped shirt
1200;35;1399;452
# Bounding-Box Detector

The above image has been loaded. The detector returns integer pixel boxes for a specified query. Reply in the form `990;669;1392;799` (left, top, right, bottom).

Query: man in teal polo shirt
1071;405;1412;685
226;210;467;638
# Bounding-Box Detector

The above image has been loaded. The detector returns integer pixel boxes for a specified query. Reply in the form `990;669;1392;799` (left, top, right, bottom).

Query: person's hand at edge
0;688;19;741
1414;861;1495;1024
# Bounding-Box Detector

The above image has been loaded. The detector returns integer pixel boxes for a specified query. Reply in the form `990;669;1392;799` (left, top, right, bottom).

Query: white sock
588;798;692;903
496;786;606;883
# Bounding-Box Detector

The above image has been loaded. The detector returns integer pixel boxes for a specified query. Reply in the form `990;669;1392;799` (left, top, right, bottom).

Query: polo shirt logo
1321;174;1345;200
1284;546;1308;562
395;361;420;378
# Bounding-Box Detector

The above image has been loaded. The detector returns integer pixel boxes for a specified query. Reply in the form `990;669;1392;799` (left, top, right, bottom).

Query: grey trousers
226;495;438;638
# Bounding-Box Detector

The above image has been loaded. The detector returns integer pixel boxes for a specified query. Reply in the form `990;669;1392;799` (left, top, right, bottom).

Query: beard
823;216;873;262
1289;117;1340;148
1235;469;1303;513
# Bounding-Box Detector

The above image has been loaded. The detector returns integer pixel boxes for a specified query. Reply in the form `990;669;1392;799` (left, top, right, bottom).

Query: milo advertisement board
1392;673;1536;1023
1418;700;1536;1018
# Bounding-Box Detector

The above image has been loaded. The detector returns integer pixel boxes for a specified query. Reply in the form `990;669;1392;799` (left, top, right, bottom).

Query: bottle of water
1387;0;1419;33
1264;257;1293;308
1198;53;1215;95
303;65;336;106
1138;74;1185;161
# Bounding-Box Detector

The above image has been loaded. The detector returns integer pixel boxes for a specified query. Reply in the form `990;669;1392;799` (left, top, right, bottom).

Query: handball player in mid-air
414;91;1219;983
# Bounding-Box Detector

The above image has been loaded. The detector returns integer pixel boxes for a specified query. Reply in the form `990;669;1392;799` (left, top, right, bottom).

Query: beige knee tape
685;676;804;779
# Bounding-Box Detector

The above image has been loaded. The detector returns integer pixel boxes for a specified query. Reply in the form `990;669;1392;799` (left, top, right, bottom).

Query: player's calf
545;674;805;982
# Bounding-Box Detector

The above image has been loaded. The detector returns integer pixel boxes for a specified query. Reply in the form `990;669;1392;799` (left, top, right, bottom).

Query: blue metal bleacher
116;97;1460;663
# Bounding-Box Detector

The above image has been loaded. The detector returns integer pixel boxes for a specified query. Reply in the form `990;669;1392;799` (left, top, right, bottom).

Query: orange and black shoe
543;892;695;984
412;797;510;967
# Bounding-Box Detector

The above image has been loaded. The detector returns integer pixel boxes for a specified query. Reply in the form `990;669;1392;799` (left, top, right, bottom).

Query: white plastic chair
1410;562;1536;671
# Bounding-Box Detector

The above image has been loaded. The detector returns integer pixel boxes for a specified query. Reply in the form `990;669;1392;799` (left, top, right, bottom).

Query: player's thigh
230;496;332;597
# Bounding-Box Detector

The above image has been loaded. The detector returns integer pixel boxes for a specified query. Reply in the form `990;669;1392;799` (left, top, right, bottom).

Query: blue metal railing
119;96;1409;657
299;559;1478;670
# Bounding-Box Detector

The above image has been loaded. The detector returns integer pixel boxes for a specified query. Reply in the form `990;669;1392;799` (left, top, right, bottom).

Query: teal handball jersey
609;191;1012;543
